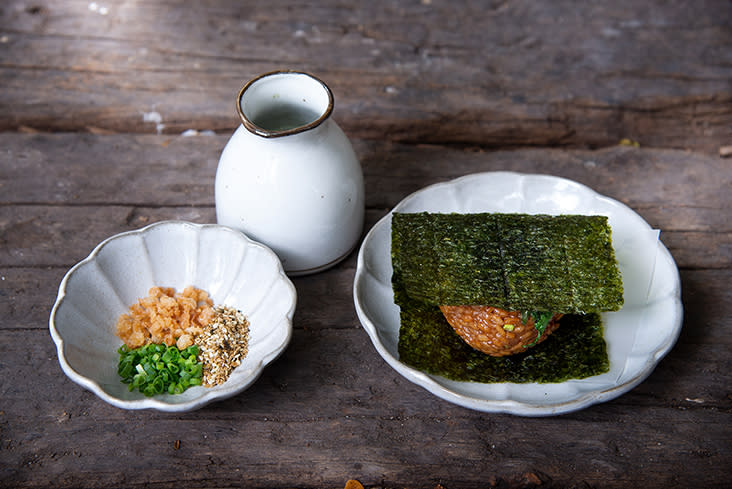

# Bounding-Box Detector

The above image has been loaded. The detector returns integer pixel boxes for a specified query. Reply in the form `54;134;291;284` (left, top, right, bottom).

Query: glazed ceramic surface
353;172;683;416
49;221;296;412
215;71;364;276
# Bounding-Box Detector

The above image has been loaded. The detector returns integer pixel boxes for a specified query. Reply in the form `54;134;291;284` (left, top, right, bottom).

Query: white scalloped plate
353;172;683;416
50;221;296;412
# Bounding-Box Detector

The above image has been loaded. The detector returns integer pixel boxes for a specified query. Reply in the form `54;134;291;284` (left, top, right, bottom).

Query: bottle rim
236;70;334;138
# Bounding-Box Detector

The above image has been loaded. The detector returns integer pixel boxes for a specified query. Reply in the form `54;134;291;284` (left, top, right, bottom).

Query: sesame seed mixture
194;305;250;387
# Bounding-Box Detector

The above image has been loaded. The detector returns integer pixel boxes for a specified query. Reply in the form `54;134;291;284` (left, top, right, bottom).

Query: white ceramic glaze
353;172;683;416
49;221;296;412
215;71;365;276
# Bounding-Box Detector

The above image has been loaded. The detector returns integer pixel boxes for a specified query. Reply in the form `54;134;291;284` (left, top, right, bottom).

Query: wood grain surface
1;0;731;152
1;1;731;488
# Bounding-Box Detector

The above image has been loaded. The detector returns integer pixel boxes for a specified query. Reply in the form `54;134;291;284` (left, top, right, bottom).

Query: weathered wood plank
1;1;730;152
1;327;730;489
7;266;731;413
4;262;732;403
1;133;729;230
0;133;221;206
5;260;732;406
5;258;732;346
2;134;730;272
0;202;729;271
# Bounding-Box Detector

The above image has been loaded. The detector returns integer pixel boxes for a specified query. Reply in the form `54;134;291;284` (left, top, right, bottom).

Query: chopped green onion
117;343;203;397
522;310;555;348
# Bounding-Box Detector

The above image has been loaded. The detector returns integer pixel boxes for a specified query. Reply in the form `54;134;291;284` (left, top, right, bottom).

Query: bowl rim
49;220;297;412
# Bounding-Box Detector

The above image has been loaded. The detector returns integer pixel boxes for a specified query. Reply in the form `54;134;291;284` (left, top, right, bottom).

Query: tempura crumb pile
116;286;214;350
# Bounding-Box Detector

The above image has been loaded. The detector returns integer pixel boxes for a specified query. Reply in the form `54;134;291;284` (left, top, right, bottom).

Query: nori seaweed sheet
391;212;618;382
395;282;609;383
391;212;624;313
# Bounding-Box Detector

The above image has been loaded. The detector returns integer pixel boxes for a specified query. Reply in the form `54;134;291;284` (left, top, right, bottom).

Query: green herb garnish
117;343;203;396
522;310;555;348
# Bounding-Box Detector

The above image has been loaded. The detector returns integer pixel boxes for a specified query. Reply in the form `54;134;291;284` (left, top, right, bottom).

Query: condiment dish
49;220;296;412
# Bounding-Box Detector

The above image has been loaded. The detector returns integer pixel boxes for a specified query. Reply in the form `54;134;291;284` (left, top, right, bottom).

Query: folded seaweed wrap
391;212;624;383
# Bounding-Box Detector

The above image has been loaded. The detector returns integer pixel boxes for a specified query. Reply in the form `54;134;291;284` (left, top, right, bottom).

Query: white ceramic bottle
215;71;365;276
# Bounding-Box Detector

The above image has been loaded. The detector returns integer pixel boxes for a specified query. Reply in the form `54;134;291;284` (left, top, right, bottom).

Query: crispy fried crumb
115;286;214;349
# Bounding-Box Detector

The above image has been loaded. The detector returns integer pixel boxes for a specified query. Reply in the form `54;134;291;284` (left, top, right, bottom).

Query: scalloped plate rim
353;171;683;416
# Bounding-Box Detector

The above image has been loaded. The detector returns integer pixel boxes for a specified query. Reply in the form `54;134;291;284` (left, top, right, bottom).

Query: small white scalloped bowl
49;220;296;412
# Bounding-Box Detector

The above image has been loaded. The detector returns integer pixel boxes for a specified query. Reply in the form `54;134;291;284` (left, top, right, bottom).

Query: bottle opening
251;105;321;132
237;71;334;138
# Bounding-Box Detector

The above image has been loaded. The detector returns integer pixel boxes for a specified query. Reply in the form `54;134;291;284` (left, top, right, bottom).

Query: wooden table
1;1;730;488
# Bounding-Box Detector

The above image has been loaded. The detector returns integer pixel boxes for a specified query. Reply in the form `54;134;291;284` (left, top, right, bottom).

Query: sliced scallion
117;343;203;397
